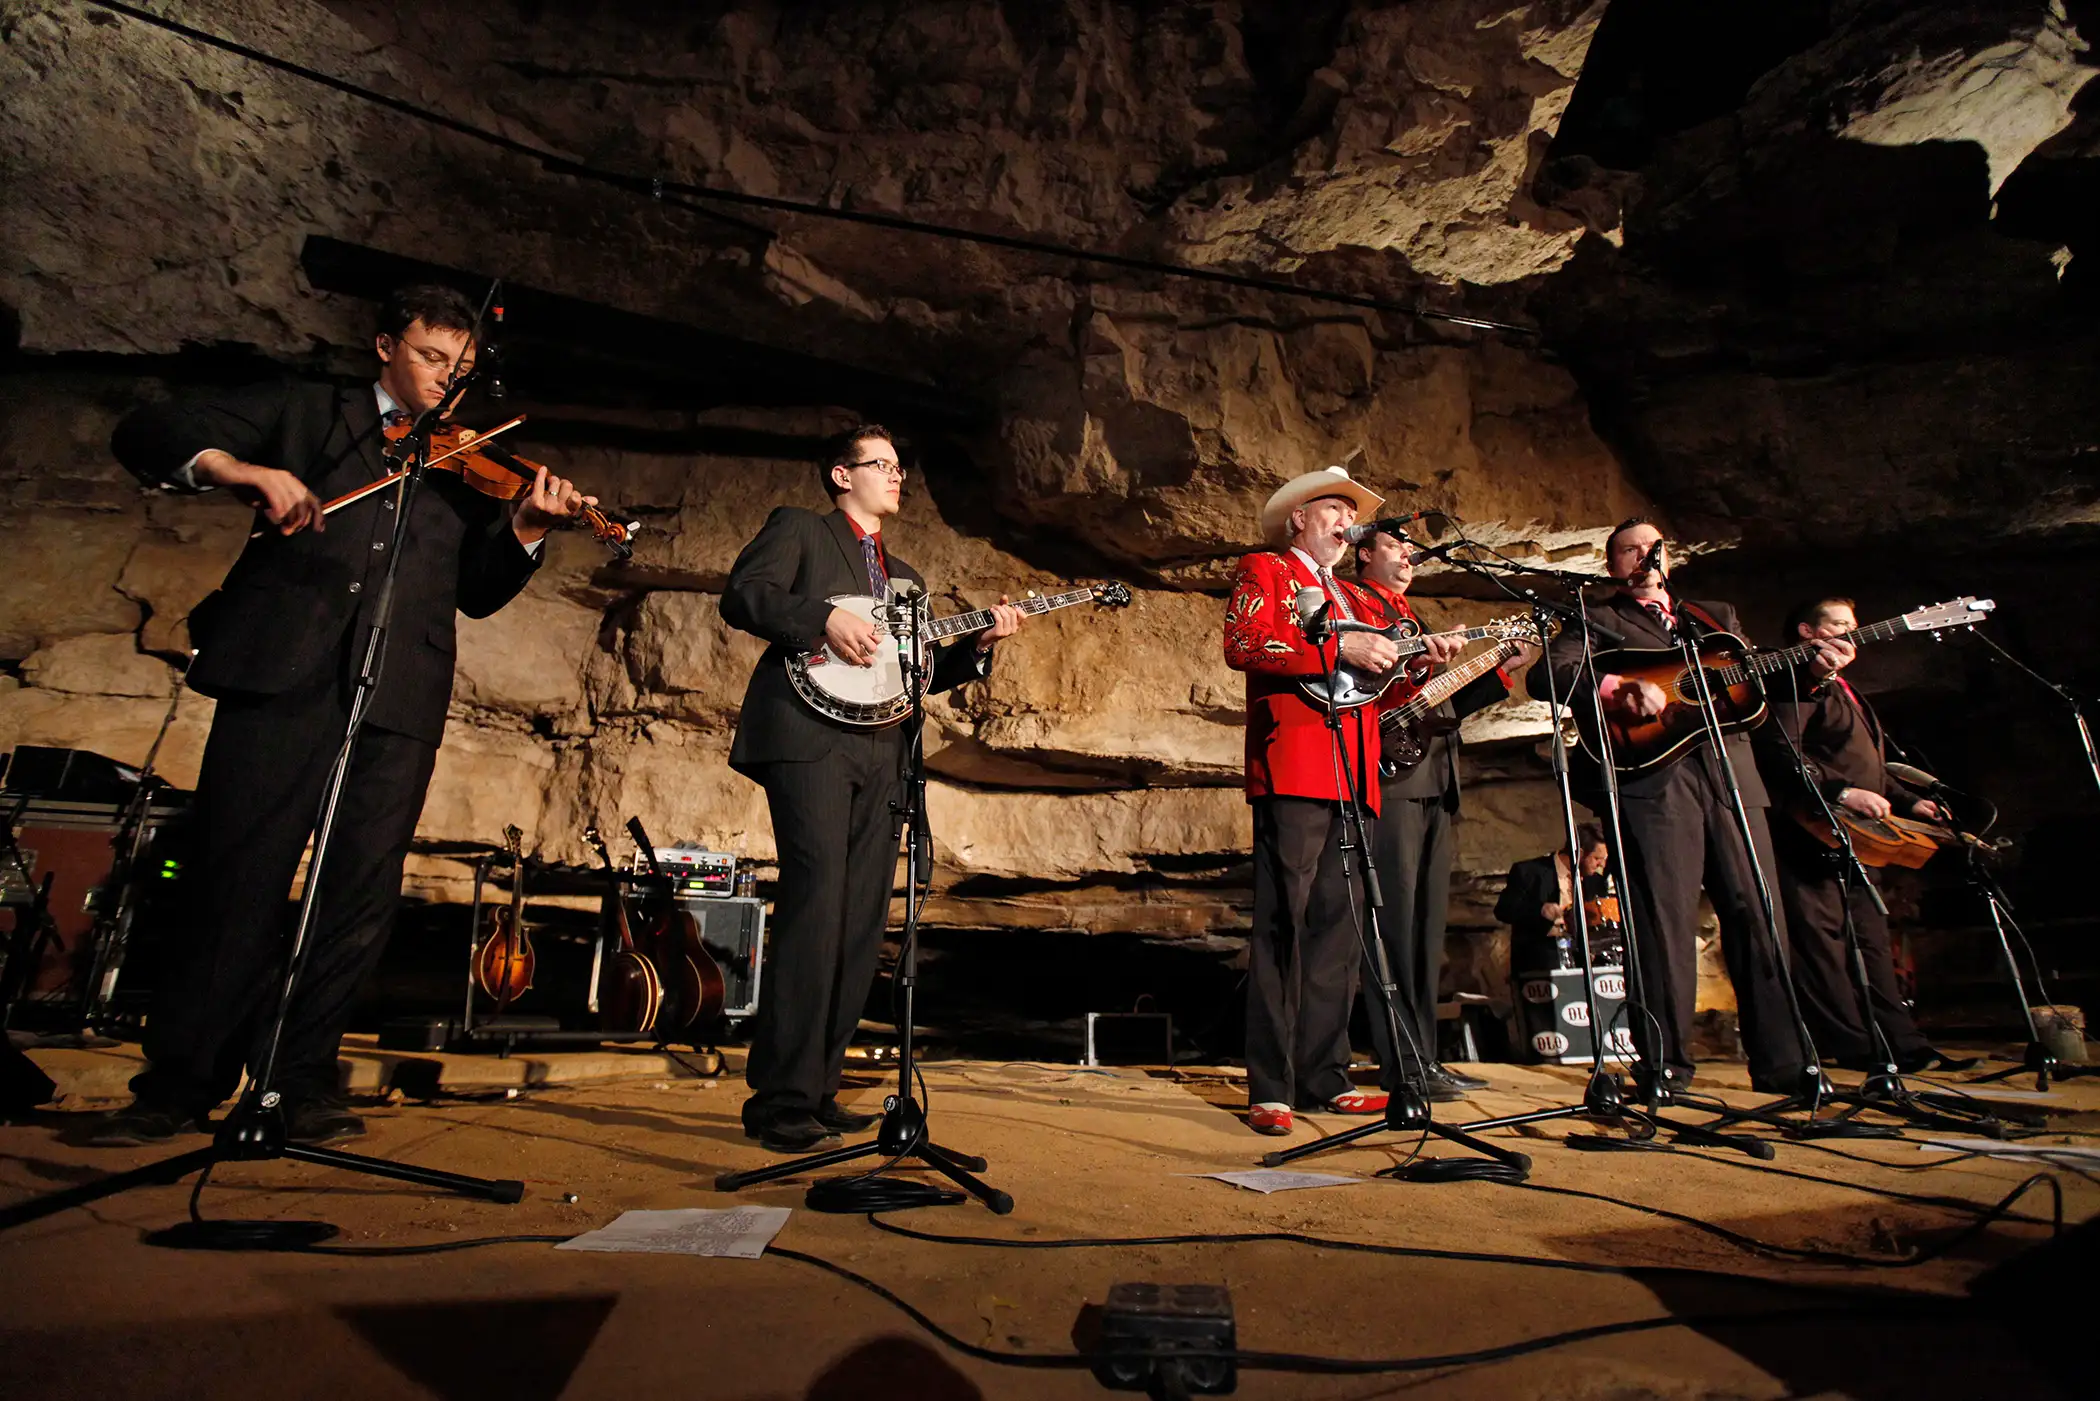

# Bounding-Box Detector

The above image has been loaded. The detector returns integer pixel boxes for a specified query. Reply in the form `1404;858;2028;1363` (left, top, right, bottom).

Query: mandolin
625;817;726;1042
472;825;535;1011
586;824;662;1035
1571;598;1995;776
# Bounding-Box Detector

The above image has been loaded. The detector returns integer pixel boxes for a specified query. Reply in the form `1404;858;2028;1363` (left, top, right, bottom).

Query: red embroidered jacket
1223;550;1383;811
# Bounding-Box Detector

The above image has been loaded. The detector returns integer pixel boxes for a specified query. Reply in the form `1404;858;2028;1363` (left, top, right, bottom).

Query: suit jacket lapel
823;510;873;591
340;386;388;484
1608;594;1673;648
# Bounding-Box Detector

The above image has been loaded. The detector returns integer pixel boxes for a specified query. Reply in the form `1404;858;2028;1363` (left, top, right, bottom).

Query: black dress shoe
745;1112;842;1154
1391;1071;1465;1103
1431;1064;1490;1092
86;1101;201;1147
284;1096;365;1145
815;1098;881;1133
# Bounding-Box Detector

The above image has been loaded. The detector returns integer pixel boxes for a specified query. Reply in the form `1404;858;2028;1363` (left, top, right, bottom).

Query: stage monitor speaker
1513;964;1632;1065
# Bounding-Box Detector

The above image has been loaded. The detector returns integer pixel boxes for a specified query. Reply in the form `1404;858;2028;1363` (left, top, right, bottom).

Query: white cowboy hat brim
1259;466;1384;547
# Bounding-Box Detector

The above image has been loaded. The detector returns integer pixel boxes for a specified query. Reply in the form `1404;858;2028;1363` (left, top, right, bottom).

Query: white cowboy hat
1258;466;1384;547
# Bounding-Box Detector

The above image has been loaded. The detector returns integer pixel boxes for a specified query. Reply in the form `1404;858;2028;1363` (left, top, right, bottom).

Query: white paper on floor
555;1206;793;1257
1916;1139;2100;1163
1190;1169;1362;1194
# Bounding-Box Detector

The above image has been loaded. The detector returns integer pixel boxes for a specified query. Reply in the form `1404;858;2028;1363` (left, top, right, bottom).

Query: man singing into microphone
1527;519;1830;1097
1222;467;1459;1135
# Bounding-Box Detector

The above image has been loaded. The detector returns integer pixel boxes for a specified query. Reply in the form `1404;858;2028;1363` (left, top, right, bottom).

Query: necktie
1642;599;1673;631
860;533;887;597
1317;567;1356;622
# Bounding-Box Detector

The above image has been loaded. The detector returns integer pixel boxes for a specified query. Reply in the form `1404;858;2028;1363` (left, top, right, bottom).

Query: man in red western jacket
1223;467;1459;1135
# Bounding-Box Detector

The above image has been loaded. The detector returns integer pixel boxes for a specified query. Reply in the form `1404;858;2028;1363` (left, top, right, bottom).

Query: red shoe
1247;1103;1294;1136
1318;1089;1389;1116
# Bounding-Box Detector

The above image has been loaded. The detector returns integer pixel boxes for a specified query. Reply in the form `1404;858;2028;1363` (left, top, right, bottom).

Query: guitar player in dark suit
91;285;593;1147
1751;597;1966;1074
1352;529;1532;1100
1528;519;1836;1097
721;425;1021;1153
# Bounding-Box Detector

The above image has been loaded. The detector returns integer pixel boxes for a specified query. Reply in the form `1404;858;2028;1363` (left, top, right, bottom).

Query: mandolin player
719;425;1021;1153
90;284;592;1149
1527;519;1825;1099
1751;597;1967;1074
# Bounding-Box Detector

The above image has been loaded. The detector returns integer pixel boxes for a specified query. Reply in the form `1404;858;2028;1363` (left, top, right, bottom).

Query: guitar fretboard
1397;622;1504;656
1383;641;1522;730
1713;616;1914;686
923;587;1099;640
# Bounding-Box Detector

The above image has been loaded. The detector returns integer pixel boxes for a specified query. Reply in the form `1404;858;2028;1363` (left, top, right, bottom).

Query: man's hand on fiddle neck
512;465;595;547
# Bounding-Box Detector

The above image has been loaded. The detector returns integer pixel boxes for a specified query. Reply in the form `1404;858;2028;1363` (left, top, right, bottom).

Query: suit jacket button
349;582;362;593
373;541;386;551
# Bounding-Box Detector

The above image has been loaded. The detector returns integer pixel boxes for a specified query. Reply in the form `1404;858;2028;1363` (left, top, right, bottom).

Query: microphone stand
0;282;525;1241
1259;584;1532;1182
1759;678;2007;1137
1405;543;1772;1160
1658;611;1833;1138
1960;630;2100;1089
717;584;1013;1212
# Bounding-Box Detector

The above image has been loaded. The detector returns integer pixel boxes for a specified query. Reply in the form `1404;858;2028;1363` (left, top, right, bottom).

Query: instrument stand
716;585;1013;1213
1412;546;1773;1161
1759;692;2006;1139
1256;613;1530;1182
0;302;526;1242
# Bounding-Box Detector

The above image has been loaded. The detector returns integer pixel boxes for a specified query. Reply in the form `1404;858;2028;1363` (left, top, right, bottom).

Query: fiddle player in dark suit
1528;519;1836;1096
1352;528;1534;1099
1751;597;1969;1074
1496;824;1610;977
721;425;1022;1153
91;285;593;1147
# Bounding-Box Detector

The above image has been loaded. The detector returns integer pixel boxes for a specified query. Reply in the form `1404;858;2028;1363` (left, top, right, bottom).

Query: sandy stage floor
3;1054;2096;1399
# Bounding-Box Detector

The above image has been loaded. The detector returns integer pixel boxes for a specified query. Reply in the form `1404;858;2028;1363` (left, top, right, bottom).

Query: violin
473;825;536;1011
626;817;726;1042
316;414;639;559
587;824;664;1035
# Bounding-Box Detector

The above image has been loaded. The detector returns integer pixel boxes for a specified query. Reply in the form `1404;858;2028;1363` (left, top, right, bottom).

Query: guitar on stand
624;817;725;1044
788;582;1131;726
1573;598;1995;775
585;825;662;1036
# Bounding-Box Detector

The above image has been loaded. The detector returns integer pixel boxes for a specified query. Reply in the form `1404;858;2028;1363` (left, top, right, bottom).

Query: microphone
1293;586;1331;640
1341;509;1437;545
1639;537;1665;578
887;579;924;670
1886;761;1945;792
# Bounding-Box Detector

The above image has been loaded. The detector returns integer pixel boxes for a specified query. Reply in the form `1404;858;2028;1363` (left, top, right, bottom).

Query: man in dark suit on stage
1528;519;1836;1096
1352;529;1531;1100
1752;596;1960;1073
1495;825;1610;977
721;425;1021;1153
92;284;591;1146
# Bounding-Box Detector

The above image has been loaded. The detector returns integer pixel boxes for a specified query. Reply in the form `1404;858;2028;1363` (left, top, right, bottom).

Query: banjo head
787;592;921;726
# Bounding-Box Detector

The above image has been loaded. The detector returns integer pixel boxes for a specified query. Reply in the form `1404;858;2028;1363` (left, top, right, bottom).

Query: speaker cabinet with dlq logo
1514;964;1633;1065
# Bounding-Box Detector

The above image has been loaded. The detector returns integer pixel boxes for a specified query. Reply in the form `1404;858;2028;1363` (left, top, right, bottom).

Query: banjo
787;581;1133;727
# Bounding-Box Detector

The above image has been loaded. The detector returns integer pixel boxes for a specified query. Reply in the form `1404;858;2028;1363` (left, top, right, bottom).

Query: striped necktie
1317;566;1356;622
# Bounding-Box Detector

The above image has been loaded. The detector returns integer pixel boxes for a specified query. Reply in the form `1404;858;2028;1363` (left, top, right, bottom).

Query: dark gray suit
1530;593;1807;1088
721;506;987;1119
112;380;538;1111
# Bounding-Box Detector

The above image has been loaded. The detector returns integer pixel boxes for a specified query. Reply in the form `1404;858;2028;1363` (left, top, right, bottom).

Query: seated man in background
1496;825;1611;977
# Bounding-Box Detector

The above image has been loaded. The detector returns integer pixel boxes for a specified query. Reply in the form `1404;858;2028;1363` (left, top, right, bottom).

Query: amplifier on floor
631;846;738;898
1513;964;1633;1065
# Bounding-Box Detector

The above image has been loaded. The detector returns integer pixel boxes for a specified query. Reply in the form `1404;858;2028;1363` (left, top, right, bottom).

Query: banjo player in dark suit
1527;519;1829;1098
721;425;1023;1153
92;284;593;1147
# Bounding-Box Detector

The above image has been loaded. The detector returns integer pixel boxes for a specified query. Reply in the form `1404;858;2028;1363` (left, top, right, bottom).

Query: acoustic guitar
625;817;725;1041
1571;598;1994;776
1793;808;1956;869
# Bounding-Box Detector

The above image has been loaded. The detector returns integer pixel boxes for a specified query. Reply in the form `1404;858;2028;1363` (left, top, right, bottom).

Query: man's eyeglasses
846;459;908;480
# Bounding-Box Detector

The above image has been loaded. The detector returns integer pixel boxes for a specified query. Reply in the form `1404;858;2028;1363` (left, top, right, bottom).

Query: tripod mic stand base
715;1097;1013;1215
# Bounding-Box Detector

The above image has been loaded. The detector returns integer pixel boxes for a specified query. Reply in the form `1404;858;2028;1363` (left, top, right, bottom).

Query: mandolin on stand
472;825;536;1012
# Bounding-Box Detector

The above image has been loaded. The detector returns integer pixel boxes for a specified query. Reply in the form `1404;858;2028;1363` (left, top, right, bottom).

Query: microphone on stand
1640;536;1665;579
485;301;505;400
1341;509;1440;545
1293;586;1332;641
1886;761;1946;792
